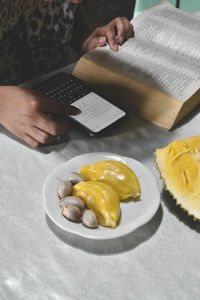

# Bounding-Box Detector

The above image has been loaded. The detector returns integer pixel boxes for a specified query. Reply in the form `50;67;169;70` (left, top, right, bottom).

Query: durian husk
155;136;200;220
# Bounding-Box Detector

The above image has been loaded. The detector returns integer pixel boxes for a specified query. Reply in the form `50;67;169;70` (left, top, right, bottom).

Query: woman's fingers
114;17;126;45
31;113;68;137
102;17;134;50
116;17;134;44
24;117;68;147
0;85;79;147
82;17;134;53
31;90;81;116
23;134;44;148
28;126;56;144
105;27;119;51
22;93;79;147
82;35;107;53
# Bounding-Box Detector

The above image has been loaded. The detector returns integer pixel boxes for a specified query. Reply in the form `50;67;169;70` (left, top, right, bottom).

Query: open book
72;0;200;130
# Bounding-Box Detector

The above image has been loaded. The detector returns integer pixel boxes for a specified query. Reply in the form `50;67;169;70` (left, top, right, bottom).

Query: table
0;64;200;300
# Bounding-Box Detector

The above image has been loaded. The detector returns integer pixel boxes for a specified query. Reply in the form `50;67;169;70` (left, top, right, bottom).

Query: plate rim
43;152;160;240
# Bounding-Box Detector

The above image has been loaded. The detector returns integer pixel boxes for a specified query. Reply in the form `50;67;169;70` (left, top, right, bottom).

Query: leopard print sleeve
0;0;43;39
0;0;77;84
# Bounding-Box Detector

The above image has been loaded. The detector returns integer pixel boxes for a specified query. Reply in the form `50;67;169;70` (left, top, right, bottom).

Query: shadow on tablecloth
46;204;163;255
161;189;200;233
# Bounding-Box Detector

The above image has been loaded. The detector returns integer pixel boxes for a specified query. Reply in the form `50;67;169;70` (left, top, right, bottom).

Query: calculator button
35;73;91;104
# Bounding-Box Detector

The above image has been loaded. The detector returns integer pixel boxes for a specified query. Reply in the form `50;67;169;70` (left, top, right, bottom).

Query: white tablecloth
0;64;200;300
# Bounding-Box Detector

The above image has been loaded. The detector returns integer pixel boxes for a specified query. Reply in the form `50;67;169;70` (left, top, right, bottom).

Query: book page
132;0;200;64
84;1;200;101
86;39;200;101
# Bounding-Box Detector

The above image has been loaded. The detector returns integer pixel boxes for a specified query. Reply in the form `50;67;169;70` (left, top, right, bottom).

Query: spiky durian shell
154;136;200;221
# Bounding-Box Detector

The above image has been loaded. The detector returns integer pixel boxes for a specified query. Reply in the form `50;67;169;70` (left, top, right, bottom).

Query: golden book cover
73;0;200;130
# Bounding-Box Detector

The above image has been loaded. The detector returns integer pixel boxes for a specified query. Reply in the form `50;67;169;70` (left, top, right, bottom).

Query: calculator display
71;92;126;133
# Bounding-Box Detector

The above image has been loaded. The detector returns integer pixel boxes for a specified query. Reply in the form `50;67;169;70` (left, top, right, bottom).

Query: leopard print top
0;0;77;84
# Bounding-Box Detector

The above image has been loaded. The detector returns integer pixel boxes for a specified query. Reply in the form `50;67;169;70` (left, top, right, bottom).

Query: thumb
82;36;107;53
39;95;81;116
49;102;81;116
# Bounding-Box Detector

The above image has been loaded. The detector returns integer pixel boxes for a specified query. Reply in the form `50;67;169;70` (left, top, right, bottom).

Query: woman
0;0;133;147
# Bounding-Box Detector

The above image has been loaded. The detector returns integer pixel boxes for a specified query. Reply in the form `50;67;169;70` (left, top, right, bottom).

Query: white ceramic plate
43;152;160;240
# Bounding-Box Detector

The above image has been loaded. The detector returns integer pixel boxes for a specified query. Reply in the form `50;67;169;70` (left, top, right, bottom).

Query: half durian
155;136;200;220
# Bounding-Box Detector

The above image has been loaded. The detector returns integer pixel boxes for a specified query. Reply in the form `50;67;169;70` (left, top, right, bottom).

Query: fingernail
113;43;118;51
73;107;81;115
118;36;123;45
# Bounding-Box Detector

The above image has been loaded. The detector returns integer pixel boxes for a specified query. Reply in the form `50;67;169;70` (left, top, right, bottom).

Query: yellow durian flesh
155;136;200;220
79;160;140;200
73;181;120;228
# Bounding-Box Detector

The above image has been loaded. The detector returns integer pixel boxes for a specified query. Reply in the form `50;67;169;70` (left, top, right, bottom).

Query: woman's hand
82;17;134;54
0;86;80;147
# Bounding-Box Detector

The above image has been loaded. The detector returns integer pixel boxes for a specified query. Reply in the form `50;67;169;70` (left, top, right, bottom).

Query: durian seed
60;196;85;211
82;209;98;228
68;172;85;185
57;181;73;199
62;205;82;222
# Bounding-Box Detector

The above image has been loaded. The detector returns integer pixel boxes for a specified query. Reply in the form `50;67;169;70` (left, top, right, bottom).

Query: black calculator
35;73;89;104
34;72;127;135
